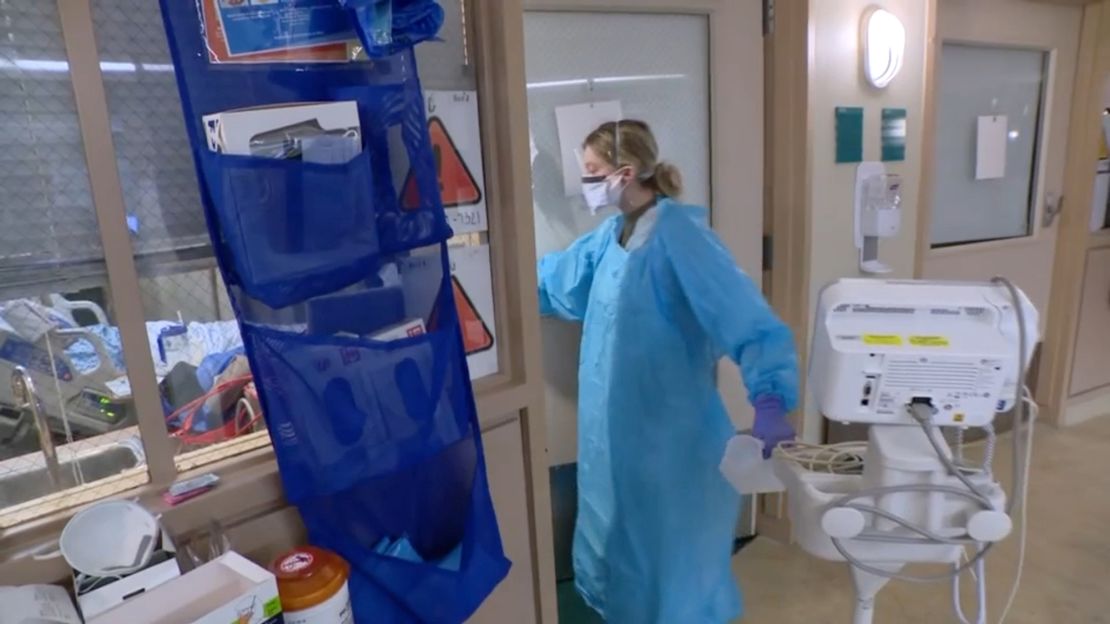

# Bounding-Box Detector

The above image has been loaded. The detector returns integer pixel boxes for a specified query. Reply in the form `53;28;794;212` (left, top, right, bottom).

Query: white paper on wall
975;115;1008;180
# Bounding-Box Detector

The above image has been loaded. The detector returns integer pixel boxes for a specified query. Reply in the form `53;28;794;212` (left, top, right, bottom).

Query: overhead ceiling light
862;7;906;89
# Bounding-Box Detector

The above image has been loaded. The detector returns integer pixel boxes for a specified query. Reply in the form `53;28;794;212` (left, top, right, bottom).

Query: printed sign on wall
450;244;498;380
399;91;489;234
396;244;498;381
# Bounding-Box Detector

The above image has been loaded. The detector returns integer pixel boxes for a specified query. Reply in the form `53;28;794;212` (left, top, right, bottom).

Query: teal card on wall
881;108;907;162
835;106;864;163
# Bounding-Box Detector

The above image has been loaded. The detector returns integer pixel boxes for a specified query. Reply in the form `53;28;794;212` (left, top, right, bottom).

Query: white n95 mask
581;172;625;215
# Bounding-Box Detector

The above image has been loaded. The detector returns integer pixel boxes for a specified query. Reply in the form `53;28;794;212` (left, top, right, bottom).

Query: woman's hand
752;395;795;458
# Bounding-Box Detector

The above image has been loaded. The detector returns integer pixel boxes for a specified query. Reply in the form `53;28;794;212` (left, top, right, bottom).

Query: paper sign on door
975;115;1008;180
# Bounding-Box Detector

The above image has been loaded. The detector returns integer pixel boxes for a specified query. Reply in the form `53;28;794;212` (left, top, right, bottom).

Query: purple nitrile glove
752;394;795;458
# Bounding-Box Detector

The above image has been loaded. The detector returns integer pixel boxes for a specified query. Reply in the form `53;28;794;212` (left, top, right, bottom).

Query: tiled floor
558;416;1110;622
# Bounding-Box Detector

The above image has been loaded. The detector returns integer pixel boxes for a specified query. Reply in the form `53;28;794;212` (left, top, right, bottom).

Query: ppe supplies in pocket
243;324;510;622
243;325;469;501
313;451;510;623
200;149;379;309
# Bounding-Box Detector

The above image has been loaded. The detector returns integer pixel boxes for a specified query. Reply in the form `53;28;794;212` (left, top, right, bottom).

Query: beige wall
802;0;931;441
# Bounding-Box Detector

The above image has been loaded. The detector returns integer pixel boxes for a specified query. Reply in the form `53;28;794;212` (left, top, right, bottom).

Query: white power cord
989;277;1034;623
997;390;1037;623
953;546;988;624
775;441;867;474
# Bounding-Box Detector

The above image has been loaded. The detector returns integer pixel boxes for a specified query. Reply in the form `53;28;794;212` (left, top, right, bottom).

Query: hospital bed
0;298;244;446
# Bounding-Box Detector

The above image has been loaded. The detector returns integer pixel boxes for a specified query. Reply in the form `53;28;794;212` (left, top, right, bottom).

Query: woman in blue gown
537;120;799;623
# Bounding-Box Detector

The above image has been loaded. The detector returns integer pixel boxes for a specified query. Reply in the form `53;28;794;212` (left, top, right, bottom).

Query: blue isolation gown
537;198;798;623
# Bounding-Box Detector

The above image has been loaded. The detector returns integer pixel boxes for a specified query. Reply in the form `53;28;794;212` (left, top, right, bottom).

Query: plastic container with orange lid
271;546;353;624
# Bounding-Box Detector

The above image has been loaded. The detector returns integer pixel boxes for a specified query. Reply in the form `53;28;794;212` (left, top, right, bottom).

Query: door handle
1042;192;1064;228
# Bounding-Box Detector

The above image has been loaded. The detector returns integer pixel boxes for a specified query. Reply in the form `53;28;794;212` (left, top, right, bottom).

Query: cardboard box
77;555;181;621
87;552;282;624
203;101;360;158
75;527;181;621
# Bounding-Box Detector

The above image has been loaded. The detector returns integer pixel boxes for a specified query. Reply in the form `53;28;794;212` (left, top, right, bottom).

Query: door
1070;247;1110;396
521;0;764;584
922;0;1083;340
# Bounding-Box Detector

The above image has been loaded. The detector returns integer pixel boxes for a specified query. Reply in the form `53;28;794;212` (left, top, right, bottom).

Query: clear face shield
577;123;629;214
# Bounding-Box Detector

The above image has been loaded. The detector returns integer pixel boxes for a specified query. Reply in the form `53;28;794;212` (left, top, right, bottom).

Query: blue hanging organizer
159;2;510;622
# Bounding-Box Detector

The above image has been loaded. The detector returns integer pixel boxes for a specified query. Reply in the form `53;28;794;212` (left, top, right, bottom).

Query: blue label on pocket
213;0;355;57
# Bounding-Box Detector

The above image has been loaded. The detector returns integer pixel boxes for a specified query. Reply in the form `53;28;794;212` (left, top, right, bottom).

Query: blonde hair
583;119;683;198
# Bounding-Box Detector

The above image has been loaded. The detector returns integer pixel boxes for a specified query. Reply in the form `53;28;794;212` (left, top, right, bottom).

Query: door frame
519;0;812;540
915;1;1079;265
518;0;763;288
759;0;811;540
915;0;1110;425
1038;1;1110;425
921;38;1060;256
522;0;765;424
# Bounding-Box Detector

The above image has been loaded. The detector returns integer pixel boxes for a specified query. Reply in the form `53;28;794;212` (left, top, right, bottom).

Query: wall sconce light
862;7;905;89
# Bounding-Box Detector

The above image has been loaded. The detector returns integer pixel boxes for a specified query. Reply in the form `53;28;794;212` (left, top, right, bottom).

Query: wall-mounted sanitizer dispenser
854;162;903;274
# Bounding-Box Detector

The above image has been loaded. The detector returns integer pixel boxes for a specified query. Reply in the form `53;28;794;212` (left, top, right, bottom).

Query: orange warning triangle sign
452;276;493;355
402;116;483;210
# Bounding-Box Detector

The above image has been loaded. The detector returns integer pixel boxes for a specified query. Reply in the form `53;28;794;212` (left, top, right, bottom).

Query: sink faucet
11;366;62;488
